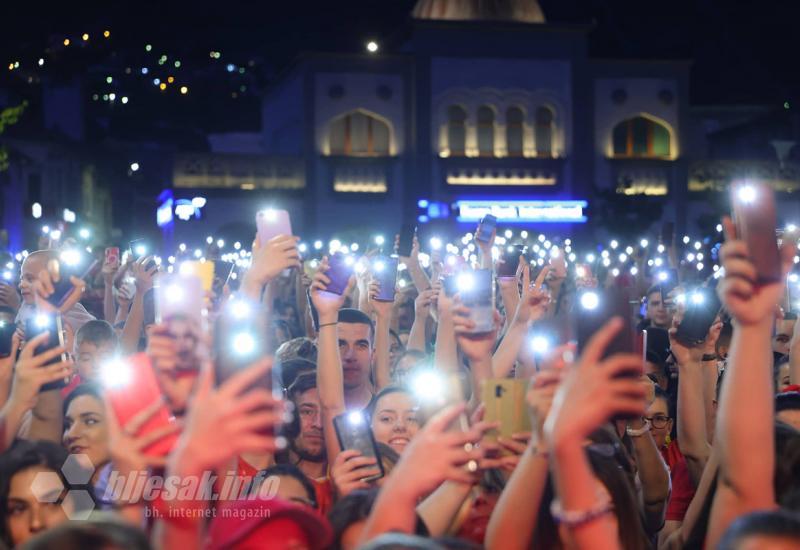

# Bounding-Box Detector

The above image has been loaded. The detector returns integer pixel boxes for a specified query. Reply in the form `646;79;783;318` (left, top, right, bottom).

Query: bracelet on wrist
318;322;338;329
626;419;651;437
701;354;718;362
550;495;614;527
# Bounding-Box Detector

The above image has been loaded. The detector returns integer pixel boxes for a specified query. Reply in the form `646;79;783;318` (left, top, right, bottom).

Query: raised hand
414;287;436;320
514;265;551;326
545;318;647;448
718;216;794;326
309;257;356;322
330;449;382;497
34;268;86;314
131;257;158;293
0;284;20;312
243;234;301;294
452;297;501;362
8;332;72;412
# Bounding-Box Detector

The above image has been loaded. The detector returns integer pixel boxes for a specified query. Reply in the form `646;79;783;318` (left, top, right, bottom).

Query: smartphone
155;273;204;326
25;313;69;392
333;411;384;482
256;209;293;246
475;214;497;244
180;261;214;292
412;371;470;432
396;223;416;258
497;245;525;278
661;222;675;246
372;256;398;302
0;310;14;358
214;299;276;390
481;379;532;446
212;261;235;297
143;288;156;328
456;269;494;334
575;287;636;359
658;268;679;303
675;279;722;346
105;247;120;265
324;253;353;296
129;239;148;259
46;251;99;307
303;259;320;279
731;182;782;284
103;354;179;457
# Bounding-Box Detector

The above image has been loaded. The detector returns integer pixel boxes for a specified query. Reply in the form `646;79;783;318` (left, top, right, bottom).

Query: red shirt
237;457;333;516
455;490;499;545
660;441;695;522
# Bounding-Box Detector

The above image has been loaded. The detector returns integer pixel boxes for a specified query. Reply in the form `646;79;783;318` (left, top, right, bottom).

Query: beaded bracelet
550;496;614;528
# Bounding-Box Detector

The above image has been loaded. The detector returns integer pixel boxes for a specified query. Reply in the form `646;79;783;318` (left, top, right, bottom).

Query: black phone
476;215;497;244
129;239;157;270
0;311;15;358
661;222;675;247
498;244;526;278
333;411;384;483
675;279;722;346
396;224;416;258
25;313;69;392
731;182;782;284
213;300;272;388
575;287;636;359
658;268;679;304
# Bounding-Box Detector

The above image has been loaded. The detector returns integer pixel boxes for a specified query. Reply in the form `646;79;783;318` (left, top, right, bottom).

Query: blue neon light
455;200;588;224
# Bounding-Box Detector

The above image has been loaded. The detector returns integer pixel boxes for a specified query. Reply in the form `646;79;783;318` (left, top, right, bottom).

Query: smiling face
63;394;110;470
370;391;419;455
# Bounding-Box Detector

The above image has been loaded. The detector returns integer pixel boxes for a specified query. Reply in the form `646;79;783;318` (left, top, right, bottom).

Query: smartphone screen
480;379;532;445
497;244;525;278
25;313;69;392
213;299;273;387
475;215;497;244
324;253;353;296
333;411;384;483
396;224;416;257
103;354;179;457
731;182;782;284
105;247;120;265
457;269;494;333
155;273;206;371
372;256;398;302
256;209;293;246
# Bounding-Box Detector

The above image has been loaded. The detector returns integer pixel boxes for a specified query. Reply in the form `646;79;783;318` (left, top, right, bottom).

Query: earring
665;433;672;446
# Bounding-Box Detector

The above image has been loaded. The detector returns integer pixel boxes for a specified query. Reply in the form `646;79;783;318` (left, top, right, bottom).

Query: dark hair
63;383;104;420
19;516;151;550
718;509;800;550
716;368;726;403
257;464;317;509
328;489;379;550
276;358;317;390
389;329;403;351
777;391;800;413
338;308;374;342
365;385;413;421
75;320;117;350
774;356;791;392
287;372;317;401
276;337;318;364
645;285;663;301
0;441;73;546
775;421;800;509
716;321;733;358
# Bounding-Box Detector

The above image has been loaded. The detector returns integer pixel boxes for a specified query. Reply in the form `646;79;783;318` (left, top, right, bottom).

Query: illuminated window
329;111;390;156
506;107;524;157
477;105;495;157
535;106;553;157
612;116;671;158
447;105;467;156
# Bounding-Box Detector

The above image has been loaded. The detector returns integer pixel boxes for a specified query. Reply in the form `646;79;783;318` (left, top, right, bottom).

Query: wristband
318;322;338;329
550;496;614;527
701;354;717;362
626;419;651;437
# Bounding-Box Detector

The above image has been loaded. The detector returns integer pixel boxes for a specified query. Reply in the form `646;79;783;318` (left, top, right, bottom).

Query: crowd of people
0;208;797;550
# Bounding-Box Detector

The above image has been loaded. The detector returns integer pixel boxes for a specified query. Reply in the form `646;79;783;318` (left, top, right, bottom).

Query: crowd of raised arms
0;200;798;550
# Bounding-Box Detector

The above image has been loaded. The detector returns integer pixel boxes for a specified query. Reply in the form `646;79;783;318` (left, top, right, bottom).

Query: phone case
396;224;416;257
46;256;98;307
459;269;494;334
661;222;675;246
180;260;214;292
475;215;497;244
25;314;69;392
105;247;120;265
575;287;636;359
373;257;398;302
675;280;722;345
104;353;179;457
325;253;353;296
256;209;293;246
155;273;204;325
480;379;532;447
497;245;525;278
333;413;384;483
731;182;782;284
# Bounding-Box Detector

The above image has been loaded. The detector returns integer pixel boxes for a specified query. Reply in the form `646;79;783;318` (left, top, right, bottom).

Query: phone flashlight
456;272;475;292
411;370;446;403
531;335;550;354
430;237;443;251
690;292;704;305
658;271;669;282
232;332;257;356
347;410;365;425
738;185;757;203
576;266;587;278
580;291;600;310
100;359;132;389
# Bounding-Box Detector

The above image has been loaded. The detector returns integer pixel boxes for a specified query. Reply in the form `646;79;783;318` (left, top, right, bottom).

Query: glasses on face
646;414;670;429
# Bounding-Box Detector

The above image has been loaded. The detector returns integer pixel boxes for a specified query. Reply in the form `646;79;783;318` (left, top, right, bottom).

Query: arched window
447;105;467;156
506;106;525;157
329;111;391;156
612;116;671;158
477;105;495;157
535;106;553;157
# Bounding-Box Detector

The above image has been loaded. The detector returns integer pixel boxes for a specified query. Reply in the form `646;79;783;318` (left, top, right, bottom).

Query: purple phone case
325;253;353;295
374;257;398;301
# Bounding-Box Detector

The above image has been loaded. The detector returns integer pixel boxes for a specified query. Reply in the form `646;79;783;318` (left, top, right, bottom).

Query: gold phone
481;379;531;445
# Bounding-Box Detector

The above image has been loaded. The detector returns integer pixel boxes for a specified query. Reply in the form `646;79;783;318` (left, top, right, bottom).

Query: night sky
3;0;800;133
